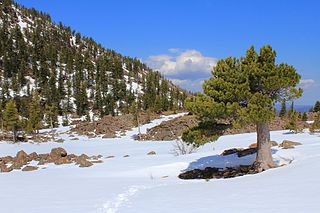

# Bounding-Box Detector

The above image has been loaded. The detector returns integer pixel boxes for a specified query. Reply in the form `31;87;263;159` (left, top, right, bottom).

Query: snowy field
0;113;319;213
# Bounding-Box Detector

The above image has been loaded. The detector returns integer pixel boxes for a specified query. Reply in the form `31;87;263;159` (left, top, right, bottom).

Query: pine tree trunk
253;122;275;172
12;125;17;143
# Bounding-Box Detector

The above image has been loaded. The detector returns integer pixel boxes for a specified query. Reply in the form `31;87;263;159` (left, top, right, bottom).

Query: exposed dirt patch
138;115;310;141
72;112;162;138
179;165;258;179
139;115;198;141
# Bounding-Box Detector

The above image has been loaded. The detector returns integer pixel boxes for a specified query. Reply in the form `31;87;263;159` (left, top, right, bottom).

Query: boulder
79;154;89;159
10;162;24;170
249;141;278;149
0;163;13;173
55;138;65;143
279;140;302;149
16;150;29;165
147;151;156;155
237;148;257;157
221;148;241;156
76;157;93;168
22;166;38;172
270;141;279;147
50;147;68;160
102;133;115;139
28;152;39;161
2;156;14;164
54;157;72;165
249;143;257;149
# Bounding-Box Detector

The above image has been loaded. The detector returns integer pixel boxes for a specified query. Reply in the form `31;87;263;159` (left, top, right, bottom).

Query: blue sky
15;0;320;105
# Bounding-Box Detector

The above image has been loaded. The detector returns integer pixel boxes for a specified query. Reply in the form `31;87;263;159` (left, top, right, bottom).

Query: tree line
0;0;188;140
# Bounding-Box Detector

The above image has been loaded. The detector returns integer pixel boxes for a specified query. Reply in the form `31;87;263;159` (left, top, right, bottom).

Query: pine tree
279;100;286;118
302;112;308;121
310;113;320;133
183;45;302;172
285;110;300;133
26;92;42;133
313;101;320;112
3;99;20;142
45;103;58;129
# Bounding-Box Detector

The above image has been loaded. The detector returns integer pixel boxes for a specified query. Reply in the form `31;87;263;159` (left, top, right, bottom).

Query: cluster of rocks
179;140;302;180
72;112;161;139
0;147;103;173
179;165;258;180
139;115;199;141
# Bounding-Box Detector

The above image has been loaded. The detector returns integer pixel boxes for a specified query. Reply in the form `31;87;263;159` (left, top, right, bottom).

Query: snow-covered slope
0;113;319;213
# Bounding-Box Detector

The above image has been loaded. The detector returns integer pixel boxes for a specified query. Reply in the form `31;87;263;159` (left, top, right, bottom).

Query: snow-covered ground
0;113;319;213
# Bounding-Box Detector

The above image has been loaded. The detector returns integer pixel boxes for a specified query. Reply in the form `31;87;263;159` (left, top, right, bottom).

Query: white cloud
299;79;316;88
146;49;218;80
170;78;205;92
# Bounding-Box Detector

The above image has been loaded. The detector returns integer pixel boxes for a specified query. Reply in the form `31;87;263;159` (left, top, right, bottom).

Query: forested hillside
0;0;188;132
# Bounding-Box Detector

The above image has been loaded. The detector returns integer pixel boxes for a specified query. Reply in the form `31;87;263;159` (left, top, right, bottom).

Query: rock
75;154;94;167
237;148;257;157
102;133;115;139
249;143;257;149
22;166;38;172
2;156;14;164
10;162;24;170
0;163;13;173
106;156;115;159
91;160;103;164
50;147;68;160
147;151;156;155
249;141;278;149
279;140;302;149
55;138;65;143
54;157;72;165
15;150;29;165
79;154;89;159
76;157;93;168
270;141;278;147
123;155;130;158
67;154;77;161
28;152;38;161
221;148;241;156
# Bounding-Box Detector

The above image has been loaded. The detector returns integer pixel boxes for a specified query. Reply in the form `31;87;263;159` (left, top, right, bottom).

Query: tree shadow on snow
183;149;278;172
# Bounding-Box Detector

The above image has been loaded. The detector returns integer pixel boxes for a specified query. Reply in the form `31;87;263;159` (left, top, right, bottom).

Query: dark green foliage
313;101;320;112
279;100;287;117
184;45;302;145
310;113;320;133
285;110;300;133
26;92;42;133
3;99;20;141
302;112;308;121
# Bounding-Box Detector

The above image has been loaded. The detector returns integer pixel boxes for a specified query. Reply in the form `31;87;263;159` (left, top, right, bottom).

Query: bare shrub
171;139;198;156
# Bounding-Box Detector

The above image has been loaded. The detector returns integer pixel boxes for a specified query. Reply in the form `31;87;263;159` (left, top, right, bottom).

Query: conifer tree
313;101;320;112
279;100;287;118
45;103;58;130
310;113;320;133
3;99;20;142
302;112;308;121
183;45;302;172
26;92;42;133
285;110;300;133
